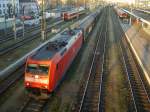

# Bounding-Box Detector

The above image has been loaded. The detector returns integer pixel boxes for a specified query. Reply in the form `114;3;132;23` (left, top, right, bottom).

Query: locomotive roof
31;29;81;60
66;8;84;14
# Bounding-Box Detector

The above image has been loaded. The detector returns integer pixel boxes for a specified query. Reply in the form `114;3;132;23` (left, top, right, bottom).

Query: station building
0;0;19;17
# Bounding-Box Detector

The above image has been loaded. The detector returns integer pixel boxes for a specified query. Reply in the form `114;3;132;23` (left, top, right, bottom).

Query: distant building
0;0;19;17
135;0;150;9
19;0;39;17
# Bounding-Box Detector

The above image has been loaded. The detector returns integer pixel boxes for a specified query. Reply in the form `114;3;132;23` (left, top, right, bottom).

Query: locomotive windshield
26;64;49;75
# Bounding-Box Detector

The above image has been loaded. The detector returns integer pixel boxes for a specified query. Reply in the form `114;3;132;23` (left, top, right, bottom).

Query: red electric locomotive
25;29;83;95
62;8;85;21
24;11;100;98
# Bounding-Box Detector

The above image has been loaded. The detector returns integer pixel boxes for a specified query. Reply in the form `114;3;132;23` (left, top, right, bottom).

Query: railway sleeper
84;95;99;100
25;107;41;112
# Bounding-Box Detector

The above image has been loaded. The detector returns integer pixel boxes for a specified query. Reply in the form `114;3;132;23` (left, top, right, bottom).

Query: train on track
24;11;100;98
62;8;86;21
21;15;40;26
115;7;129;19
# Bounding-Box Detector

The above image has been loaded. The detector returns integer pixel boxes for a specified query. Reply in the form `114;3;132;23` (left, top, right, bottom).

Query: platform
121;23;150;83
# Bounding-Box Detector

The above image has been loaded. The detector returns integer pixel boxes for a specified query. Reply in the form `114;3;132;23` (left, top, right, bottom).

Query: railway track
76;6;150;112
99;7;150;112
0;20;64;56
0;12;98;99
0;25;39;44
133;10;150;21
120;29;150;111
17;12;103;112
113;8;150;111
98;18;109;112
0;66;24;95
0;18;60;43
97;7;133;111
75;7;108;112
19;98;47;112
0;14;88;56
120;36;150;112
1;7;149;112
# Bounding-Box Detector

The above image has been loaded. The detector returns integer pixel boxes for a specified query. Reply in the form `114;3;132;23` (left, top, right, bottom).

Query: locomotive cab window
26;64;49;75
26;64;37;73
39;65;49;74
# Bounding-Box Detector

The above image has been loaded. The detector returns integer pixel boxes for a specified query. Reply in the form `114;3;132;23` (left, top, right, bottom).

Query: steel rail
98;10;108;112
0;18;61;43
19;97;47;112
0;19;82;95
0;12;102;102
0;20;64;56
119;41;138;112
112;7;138;111
78;8;108;112
18;12;102;112
122;8;150;26
120;37;150;111
0;66;24;95
0;13;89;56
116;10;150;111
0;25;40;43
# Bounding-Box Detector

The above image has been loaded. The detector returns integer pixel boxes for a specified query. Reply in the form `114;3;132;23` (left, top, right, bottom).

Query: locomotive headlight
35;75;39;79
41;80;48;84
26;82;30;86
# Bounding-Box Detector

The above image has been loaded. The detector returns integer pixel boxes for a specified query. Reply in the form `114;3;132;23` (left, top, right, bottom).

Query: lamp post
12;0;16;40
22;5;25;37
41;0;46;41
84;0;86;9
129;2;133;25
4;11;7;36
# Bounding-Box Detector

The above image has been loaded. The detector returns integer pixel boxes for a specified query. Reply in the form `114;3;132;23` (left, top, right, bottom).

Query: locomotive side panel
48;62;57;92
53;33;83;91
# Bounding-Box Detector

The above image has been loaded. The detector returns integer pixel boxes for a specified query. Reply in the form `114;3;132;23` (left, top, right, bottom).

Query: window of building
3;4;5;7
0;9;2;15
3;9;5;13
